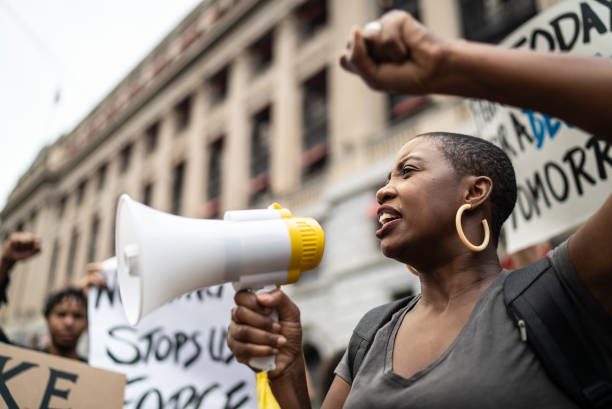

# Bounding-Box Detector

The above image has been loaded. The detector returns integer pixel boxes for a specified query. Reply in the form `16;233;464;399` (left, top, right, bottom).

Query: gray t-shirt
335;241;612;408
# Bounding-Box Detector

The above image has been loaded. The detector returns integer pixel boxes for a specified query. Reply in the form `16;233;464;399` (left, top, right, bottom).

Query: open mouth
376;206;401;238
379;212;400;225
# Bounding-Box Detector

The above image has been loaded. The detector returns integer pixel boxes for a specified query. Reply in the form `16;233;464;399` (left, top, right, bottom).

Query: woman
227;10;612;409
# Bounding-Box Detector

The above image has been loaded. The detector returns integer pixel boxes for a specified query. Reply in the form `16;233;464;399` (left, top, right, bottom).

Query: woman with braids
227;10;612;409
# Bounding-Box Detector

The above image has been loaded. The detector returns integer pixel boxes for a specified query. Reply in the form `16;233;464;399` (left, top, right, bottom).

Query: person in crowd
42;287;88;362
226;10;612;409
0;232;41;343
41;261;108;362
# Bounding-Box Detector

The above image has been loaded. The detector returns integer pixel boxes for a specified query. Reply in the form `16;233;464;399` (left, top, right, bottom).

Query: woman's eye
401;167;414;176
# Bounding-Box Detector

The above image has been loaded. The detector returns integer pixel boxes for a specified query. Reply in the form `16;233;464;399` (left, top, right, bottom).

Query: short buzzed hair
43;288;86;318
417;132;517;246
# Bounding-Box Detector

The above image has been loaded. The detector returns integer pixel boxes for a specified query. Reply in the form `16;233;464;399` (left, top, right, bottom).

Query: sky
0;0;203;210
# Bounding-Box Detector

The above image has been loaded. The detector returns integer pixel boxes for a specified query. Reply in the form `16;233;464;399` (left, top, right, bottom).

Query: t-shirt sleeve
547;239;612;335
334;349;353;384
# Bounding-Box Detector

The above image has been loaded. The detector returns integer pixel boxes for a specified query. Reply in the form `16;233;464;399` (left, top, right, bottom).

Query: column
271;16;301;195
184;85;209;217
224;55;250;210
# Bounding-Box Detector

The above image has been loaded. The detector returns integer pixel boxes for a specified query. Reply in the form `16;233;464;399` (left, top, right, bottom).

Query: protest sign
468;0;612;252
0;342;125;409
88;258;257;409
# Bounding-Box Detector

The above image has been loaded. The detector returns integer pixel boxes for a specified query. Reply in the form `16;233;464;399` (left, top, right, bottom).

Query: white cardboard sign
88;258;257;409
469;0;612;252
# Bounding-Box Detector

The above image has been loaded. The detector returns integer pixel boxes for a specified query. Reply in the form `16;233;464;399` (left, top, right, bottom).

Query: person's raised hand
227;288;303;379
1;232;41;265
340;10;449;95
80;262;107;297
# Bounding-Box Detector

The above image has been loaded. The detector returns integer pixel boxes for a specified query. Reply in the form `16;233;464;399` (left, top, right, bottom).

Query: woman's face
376;137;464;263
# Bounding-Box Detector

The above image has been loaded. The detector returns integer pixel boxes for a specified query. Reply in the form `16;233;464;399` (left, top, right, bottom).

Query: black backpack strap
504;258;612;408
347;296;415;380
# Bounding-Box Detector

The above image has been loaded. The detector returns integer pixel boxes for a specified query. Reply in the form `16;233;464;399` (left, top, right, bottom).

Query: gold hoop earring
455;203;490;252
406;265;419;276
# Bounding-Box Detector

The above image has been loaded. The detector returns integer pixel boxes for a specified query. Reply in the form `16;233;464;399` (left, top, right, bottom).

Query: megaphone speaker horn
115;194;324;326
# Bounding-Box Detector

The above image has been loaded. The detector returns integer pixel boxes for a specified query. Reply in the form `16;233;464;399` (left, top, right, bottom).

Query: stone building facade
0;0;559;370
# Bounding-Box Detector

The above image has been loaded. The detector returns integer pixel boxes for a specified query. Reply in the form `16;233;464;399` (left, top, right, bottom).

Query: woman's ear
463;175;493;209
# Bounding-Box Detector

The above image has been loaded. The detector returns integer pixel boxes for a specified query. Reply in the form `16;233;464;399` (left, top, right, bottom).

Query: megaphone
115;194;324;369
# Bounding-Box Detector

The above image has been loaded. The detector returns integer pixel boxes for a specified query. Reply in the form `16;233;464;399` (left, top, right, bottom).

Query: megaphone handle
248;285;279;372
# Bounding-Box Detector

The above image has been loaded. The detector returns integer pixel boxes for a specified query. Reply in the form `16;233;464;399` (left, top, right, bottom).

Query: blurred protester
42;288;88;362
0;232;41;343
40;262;109;362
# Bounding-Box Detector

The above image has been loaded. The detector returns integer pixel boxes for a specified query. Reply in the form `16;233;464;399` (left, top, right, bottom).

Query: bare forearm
269;354;312;409
441;39;612;140
0;257;15;288
0;257;15;306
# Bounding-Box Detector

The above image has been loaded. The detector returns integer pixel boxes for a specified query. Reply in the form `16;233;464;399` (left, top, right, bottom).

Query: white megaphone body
115;194;324;370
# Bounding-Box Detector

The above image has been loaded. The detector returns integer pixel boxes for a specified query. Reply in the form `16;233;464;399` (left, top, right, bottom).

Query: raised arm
341;10;612;315
342;11;612;139
0;232;41;305
79;262;108;297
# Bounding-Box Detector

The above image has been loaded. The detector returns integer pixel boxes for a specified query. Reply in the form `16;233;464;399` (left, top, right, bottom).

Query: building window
48;240;60;289
143;182;154;206
250;107;271;206
58;195;68;218
251;107;271;178
76;179;87;206
296;0;328;40
29;208;37;226
97;163;108;191
171;161;186;215
209;66;229;105
379;0;419;14
174;96;192;132
66;228;79;281
15;221;24;232
145;122;160;154
110;197;119;256
389;94;429;122
87;216;99;262
119;143;133;174
460;0;537;44
206;138;224;218
302;69;328;179
249;31;273;73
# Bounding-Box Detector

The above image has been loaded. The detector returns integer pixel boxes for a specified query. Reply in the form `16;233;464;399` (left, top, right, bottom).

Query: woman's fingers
341;11;446;95
228;320;285;349
362;12;408;63
228;341;278;366
255;289;301;323
234;290;273;316
229;290;283;362
346;28;385;90
231;305;281;333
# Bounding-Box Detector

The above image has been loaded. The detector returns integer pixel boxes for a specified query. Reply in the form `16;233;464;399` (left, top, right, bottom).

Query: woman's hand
227;288;303;379
340;10;451;95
